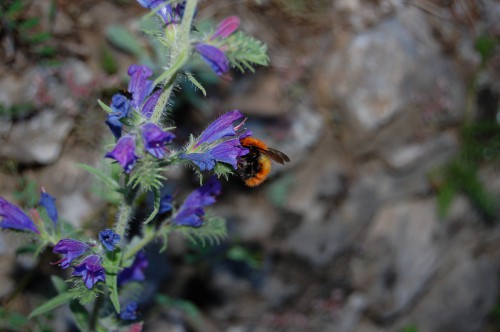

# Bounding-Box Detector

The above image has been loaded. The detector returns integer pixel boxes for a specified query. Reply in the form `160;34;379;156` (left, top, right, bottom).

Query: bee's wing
259;147;290;164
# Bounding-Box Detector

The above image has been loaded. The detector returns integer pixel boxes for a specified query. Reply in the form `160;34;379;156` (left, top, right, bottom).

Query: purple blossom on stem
39;190;58;226
120;301;138;320
105;93;132;139
180;111;249;171
141;88;162;119
173;177;221;227
136;0;185;25
105;135;140;173
159;194;173;214
211;16;240;40
141;123;175;158
72;254;106;289
52;239;90;269
128;64;154;111
99;229;121;251
0;197;39;234
195;44;229;76
118;251;148;286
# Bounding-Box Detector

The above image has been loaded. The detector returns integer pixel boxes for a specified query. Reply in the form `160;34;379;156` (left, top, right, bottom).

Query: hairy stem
115;203;132;239
123;226;157;261
150;0;198;124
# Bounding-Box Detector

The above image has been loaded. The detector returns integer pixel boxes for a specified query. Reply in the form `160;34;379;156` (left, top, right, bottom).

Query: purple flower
128;65;154;111
52;239;90;269
0;197;39;234
39;190;58;226
99;229;121;251
197;110;245;146
120;301;138;320
211;16;240;40
159;194;173;214
136;0;185;25
196;44;229;76
72;254;106;289
118;251;148;286
141;88;162;119
141;123;175;158
180;111;249;171
105;135;139;173
105;93;132;139
173;177;221;227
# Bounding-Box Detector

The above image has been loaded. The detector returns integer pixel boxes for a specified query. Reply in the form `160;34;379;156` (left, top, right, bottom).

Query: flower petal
196;44;229;76
195;110;244;147
0;197;39;234
39;190;58;225
141;123;175;158
72;254;106;289
211;16;240;40
127;64;154;110
53;238;90;269
99;229;121;251
105;135;139;173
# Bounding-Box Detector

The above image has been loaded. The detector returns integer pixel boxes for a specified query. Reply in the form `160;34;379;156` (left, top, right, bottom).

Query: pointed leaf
77;163;120;190
29;291;76;318
97;99;114;114
185;73;206;97
144;188;161;224
69;301;90;332
50;275;68;294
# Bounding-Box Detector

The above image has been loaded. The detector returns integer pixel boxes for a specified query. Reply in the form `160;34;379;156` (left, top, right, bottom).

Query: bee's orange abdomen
244;156;271;187
240;137;268;151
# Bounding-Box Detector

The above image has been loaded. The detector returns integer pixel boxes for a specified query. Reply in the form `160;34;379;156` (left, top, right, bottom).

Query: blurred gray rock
352;199;443;319
0;110;74;164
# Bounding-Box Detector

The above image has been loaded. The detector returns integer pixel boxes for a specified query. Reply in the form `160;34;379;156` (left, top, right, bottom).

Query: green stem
123;226;156;261
150;0;198;124
114;203;132;239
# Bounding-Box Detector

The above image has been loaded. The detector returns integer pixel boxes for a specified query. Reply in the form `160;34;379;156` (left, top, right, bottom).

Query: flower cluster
0;0;273;329
180;110;250;171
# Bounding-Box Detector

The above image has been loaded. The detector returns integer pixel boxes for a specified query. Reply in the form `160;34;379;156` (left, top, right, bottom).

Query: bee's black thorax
236;146;261;180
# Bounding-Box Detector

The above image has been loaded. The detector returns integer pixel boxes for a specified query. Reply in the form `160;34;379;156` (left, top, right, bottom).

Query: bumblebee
236;137;290;187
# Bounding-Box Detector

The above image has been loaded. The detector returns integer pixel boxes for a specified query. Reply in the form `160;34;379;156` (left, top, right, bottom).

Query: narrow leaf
106;25;144;57
50;275;68;294
29;292;76;318
144;188;161;224
69;301;90;332
97;99;114;114
185;73;206;97
77;163;120;190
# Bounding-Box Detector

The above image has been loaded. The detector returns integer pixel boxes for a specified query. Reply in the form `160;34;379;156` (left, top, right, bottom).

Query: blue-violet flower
0;197;39;234
72;254;106;289
136;0;185;25
196;44;229;76
120;301;138;320
39;190;58;226
105;135;140;173
118;251;148;286
99;229;121;251
52;239;90;269
173;177;221;227
180;110;249;171
141;123;175;158
105;93;131;139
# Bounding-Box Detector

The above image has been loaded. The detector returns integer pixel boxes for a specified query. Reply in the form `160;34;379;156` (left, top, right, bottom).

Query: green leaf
7;0;24;17
144;188;161;224
51;275;68;294
29;291;76;318
214;162;233;181
475;35;496;63
27;32;51;44
106;25;144;57
185;73;206;97
19;18;40;31
69;301;90;332
77;163;120;190
102;250;122;313
97;99;114;114
225;31;269;73
174;215;227;247
436;182;456;219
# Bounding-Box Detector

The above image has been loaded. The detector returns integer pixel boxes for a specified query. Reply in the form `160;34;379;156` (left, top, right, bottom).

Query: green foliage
0;102;35;120
101;47;119;75
475;34;497;63
399;324;418;332
433;121;500;220
155;294;200;320
128;157;167;192
226;31;269;73
0;0;56;59
70;278;103;305
29;291;77;318
267;174;294;207
174;215;227;246
227;245;263;269
77;163;120;191
0;307;29;330
214;162;234;181
106;25;146;59
102;249;122;313
12;176;39;208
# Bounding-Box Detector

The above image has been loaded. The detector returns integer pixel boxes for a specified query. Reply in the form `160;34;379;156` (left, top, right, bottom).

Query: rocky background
1;0;500;331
